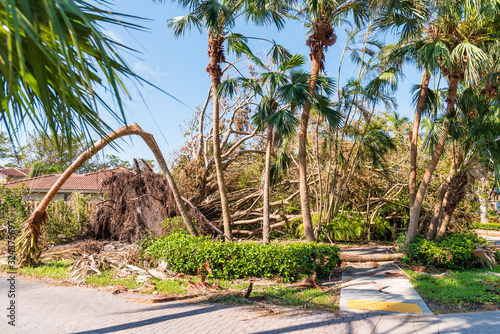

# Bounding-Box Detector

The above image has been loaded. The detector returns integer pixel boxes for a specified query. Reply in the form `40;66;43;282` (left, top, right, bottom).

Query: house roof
0;168;29;178
4;167;129;192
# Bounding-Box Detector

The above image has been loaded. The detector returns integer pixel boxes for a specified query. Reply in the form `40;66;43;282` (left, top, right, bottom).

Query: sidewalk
339;261;433;315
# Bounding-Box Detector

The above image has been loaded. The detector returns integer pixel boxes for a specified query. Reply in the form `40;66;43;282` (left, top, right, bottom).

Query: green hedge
142;232;340;282
472;222;500;231
404;234;489;270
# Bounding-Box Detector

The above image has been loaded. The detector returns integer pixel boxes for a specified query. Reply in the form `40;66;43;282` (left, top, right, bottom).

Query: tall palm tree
293;0;371;241
163;0;286;241
0;0;141;146
405;0;500;244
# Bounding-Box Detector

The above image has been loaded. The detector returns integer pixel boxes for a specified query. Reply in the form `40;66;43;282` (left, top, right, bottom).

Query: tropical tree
163;0;287;240
0;0;141;147
293;0;372;241
17;124;198;265
220;53;304;242
430;88;500;239
405;0;500;244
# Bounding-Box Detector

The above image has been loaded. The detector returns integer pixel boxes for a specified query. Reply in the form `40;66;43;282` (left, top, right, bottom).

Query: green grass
472;222;500;231
404;265;500;313
15;260;74;280
215;283;339;312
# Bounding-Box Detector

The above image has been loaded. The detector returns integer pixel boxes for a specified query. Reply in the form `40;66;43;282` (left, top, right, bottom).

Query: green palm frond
0;0;144;148
312;95;342;131
268;109;299;137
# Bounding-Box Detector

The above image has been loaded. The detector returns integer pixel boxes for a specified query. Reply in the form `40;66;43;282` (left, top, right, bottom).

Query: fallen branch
232;221;288;236
152;294;200;303
244;282;253;299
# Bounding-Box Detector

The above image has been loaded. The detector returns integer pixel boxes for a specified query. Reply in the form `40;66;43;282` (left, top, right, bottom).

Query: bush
142;232;340;282
471;222;500;231
0;185;28;237
43;192;91;244
404;234;489;270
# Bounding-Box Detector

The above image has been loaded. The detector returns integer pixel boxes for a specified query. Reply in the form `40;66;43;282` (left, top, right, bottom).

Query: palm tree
405;0;500;244
163;0;286;241
0;0;141;146
219;54;340;242
431;88;500;239
293;0;371;241
17;123;198;266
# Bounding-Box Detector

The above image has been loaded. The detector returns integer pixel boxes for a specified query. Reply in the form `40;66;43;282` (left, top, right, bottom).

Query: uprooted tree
16;123;198;266
89;159;220;241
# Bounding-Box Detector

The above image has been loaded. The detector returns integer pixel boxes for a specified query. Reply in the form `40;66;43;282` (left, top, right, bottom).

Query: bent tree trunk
16;123;198;266
409;70;431;209
405;75;459;246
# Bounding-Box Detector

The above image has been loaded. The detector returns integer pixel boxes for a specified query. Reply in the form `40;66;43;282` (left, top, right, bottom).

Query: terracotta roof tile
4;167;129;192
0;168;29;178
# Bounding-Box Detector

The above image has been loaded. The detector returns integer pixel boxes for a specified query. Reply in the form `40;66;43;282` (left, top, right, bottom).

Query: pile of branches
88;160;182;241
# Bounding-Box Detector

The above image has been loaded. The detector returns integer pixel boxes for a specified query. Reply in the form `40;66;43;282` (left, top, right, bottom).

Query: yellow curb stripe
348;299;423;314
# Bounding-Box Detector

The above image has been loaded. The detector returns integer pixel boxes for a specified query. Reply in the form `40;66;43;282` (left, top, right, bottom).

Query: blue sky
5;0;425;167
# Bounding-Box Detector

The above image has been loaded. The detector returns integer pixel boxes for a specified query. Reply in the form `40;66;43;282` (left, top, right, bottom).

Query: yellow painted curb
348;299;423;314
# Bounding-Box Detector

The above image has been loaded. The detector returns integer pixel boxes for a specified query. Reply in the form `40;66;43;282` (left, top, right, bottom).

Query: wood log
339;253;406;262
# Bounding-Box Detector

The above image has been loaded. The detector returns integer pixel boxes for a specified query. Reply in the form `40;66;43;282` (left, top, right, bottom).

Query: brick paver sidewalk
1;276;380;334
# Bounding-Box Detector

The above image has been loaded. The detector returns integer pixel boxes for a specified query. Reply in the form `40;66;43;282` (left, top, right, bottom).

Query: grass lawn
0;260;339;312
404;265;500;314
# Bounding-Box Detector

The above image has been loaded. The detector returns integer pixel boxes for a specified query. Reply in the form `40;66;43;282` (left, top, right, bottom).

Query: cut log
339;253;406;262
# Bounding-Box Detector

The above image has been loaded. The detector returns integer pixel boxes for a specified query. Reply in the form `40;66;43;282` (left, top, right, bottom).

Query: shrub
0;185;28;237
471;222;500;231
43;192;91;244
142;232;340;282
404;234;490;270
160;216;189;235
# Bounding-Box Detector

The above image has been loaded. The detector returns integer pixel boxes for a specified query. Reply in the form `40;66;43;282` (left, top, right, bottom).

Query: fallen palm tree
16;123;198;266
339;252;406;262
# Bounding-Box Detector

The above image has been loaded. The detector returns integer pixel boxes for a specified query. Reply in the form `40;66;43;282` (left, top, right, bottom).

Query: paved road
478;232;500;246
1;276;500;333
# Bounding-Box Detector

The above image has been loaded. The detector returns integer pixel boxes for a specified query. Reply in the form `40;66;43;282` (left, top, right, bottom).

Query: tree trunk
195;88;212;160
405;74;459;246
427;145;463;240
207;35;232;241
435;172;468;240
427;181;450;240
299;57;321;242
410;70;431;209
262;125;273;244
17;123;197;266
339;253;406;262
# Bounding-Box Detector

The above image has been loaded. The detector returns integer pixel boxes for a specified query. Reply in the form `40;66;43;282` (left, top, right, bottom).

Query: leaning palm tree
0;0;141;147
405;0;500;244
162;0;287;240
17;123;199;266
